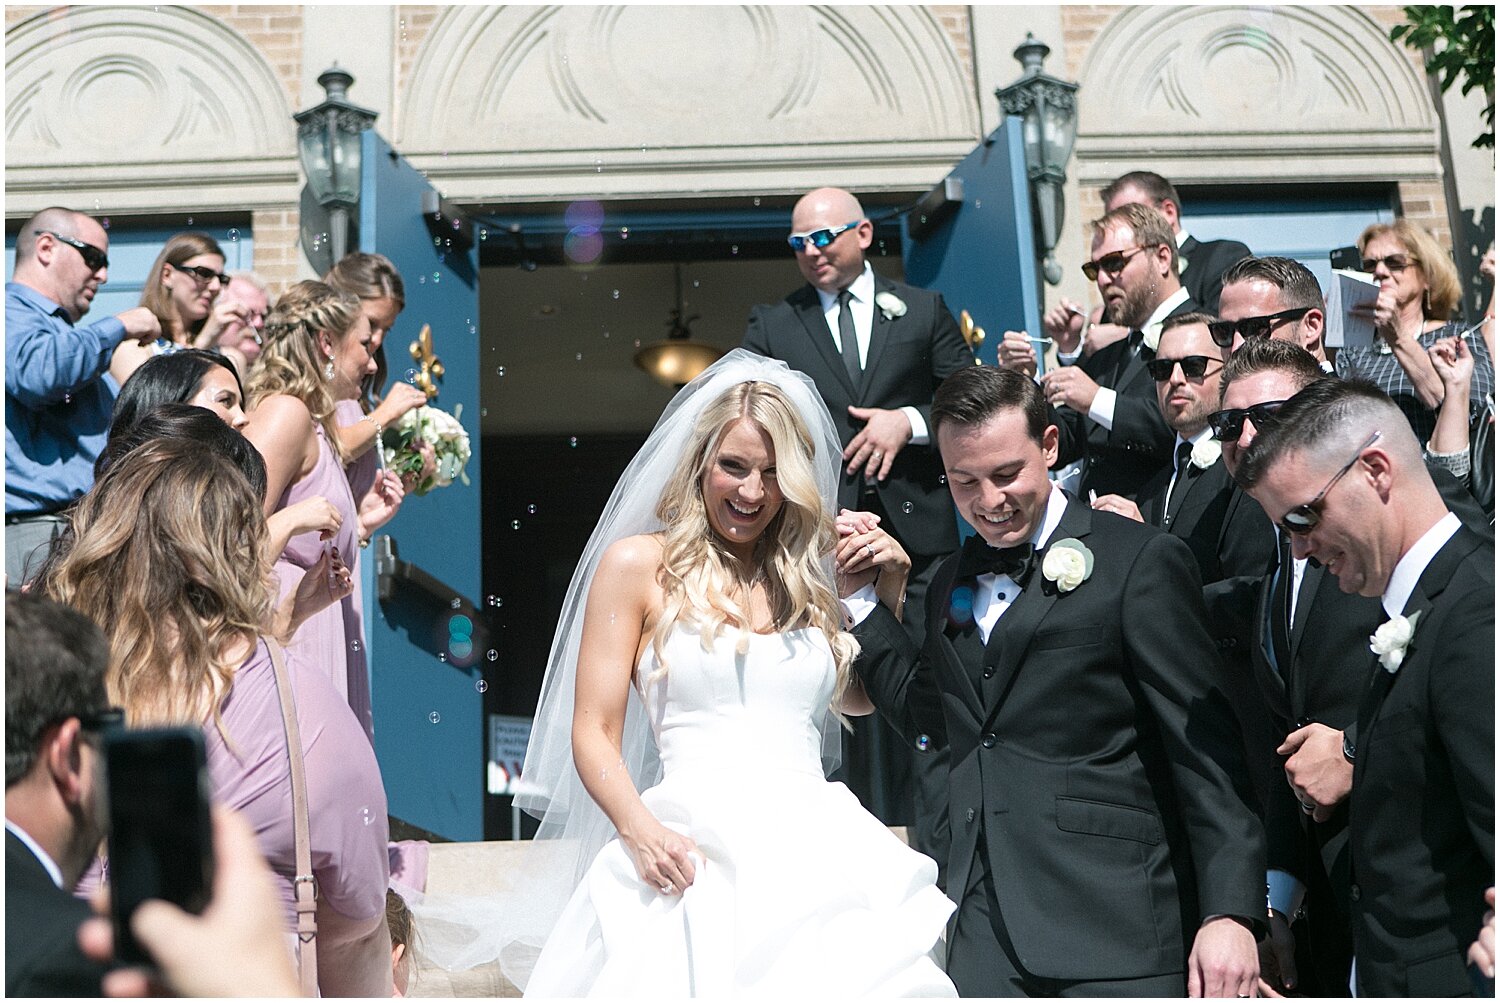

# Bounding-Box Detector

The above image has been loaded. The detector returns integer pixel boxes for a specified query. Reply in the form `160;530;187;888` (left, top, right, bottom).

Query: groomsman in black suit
1091;313;1279;812
1040;203;1196;500
854;366;1264;997
1102;171;1252;313
744;186;973;855
1239;378;1494;997
5;592;114;996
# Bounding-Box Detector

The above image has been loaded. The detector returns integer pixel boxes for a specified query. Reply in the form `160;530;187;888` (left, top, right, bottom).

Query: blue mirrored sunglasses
786;221;861;253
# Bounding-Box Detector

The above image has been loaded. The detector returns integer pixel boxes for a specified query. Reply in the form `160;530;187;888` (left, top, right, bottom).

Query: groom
853;366;1265;996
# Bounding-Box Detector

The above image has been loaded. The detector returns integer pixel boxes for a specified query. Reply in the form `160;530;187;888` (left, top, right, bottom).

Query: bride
518;350;955;996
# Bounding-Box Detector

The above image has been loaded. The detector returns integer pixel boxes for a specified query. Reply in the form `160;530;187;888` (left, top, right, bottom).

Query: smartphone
104;727;215;966
1330;245;1362;271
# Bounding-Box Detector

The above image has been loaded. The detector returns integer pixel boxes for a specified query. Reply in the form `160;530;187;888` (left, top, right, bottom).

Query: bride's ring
871;450;882;460
659;883;673;894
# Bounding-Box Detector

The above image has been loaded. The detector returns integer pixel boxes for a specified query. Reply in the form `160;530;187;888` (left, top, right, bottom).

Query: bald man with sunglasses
5;207;160;585
744;186;972;866
1237;378;1493;998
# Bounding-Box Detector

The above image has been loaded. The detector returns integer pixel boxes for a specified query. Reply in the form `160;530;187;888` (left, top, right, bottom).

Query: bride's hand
835;525;911;617
620;818;702;897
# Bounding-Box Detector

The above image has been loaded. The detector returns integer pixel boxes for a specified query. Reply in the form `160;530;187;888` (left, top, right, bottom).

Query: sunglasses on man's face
1145;354;1222;383
787;221;861;253
1278;431;1381;535
34;229;109;272
168;261;230;286
1208;400;1288;441
1360;254;1416;274
1081;245;1153;282
1207;308;1313;349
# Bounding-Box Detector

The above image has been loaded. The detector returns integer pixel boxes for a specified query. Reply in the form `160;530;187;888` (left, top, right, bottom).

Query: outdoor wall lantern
294;66;377;264
997;34;1079;287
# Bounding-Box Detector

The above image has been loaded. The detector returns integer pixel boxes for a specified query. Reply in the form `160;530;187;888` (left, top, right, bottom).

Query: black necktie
1270;533;1294;677
1163;440;1195;527
837;290;861;385
1112;330;1144;384
956;537;1036;586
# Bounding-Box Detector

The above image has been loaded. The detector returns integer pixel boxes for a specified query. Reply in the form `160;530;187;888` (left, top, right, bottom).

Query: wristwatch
1341;730;1356;765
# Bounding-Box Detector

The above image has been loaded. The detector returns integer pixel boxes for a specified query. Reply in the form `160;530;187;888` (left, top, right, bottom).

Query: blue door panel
360;131;485;840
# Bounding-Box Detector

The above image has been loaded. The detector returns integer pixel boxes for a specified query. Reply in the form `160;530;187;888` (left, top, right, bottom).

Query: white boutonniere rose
1369;610;1421;673
1041;538;1094;593
1141;325;1161;353
1190;437;1221;470
875;291;907;320
1178;255;1190;274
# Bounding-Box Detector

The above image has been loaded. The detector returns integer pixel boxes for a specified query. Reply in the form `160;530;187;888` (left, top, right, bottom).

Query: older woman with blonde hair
1337;219;1494;443
109;232;254;385
244;280;377;739
43;437;391;996
515;350;954;996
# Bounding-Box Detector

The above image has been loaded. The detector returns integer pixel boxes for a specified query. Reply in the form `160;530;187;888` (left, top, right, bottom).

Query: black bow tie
957;537;1036;585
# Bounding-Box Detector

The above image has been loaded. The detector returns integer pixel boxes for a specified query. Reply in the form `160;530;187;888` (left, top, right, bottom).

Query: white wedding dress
525;624;957;997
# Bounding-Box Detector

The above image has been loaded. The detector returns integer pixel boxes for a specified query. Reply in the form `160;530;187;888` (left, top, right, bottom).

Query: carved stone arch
6;5;296;213
400;5;979;200
1074;5;1439;185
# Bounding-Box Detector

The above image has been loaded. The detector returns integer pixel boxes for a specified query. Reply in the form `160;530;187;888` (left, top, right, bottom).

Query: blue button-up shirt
5;282;125;514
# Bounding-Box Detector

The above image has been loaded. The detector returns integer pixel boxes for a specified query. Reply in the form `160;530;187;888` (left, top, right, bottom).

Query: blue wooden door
901;117;1041;367
359;132;485;840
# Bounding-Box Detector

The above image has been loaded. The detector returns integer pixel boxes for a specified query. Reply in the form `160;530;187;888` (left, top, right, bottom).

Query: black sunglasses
1360;254;1415;274
168;261;231;286
1279;431;1381;535
786;221;861;253
1081;245;1154;282
1145;354;1222;382
1208;399;1288;441
34;229;109;272
1207;308;1313;349
59;706;125;736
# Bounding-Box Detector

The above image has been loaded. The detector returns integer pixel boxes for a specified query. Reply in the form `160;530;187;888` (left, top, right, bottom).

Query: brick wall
930;5;974;87
249;208;304;295
394;5;439;114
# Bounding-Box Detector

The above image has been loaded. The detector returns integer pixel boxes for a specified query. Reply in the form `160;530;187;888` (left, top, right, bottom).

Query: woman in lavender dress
325;253;429;547
44;437;391;996
245;281;379;740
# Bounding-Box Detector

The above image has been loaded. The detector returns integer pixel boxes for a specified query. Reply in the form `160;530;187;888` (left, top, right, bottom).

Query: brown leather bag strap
266;638;319;997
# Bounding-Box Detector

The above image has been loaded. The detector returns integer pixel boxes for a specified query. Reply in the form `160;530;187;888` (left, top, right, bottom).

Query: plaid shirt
1334;320;1494;444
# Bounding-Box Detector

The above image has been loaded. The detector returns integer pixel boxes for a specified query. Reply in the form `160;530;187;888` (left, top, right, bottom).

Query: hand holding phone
104;727;215;967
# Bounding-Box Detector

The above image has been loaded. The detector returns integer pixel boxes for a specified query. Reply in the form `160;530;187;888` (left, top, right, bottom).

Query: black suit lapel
791;287;857;398
927;554;985;714
980;501;1092;726
1287;558;1323;659
858;275;899;399
1167;458;1218;530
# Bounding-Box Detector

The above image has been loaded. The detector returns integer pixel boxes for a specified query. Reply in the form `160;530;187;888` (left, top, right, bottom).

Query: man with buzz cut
854;365;1265;997
1238;377;1494;997
744;185;973;870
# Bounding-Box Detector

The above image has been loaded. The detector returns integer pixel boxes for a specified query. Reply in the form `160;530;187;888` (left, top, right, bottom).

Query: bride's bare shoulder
596;533;665;580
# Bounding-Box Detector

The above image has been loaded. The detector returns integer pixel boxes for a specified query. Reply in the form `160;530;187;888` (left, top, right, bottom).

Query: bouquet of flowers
381;402;472;496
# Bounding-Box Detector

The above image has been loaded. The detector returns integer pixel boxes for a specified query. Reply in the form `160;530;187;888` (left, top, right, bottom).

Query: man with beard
1038;203;1197;498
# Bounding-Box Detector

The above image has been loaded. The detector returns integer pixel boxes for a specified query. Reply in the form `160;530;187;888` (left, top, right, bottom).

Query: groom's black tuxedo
855;498;1265;989
1349;525;1493;997
743;274;972;558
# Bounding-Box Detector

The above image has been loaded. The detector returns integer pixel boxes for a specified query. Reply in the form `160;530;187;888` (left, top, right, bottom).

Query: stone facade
5;4;1493;303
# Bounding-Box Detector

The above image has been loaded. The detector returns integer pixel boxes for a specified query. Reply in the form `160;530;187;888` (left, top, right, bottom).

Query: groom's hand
1188;915;1258;997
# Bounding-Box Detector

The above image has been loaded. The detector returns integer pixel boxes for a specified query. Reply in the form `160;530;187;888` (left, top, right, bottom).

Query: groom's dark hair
932;365;1049;444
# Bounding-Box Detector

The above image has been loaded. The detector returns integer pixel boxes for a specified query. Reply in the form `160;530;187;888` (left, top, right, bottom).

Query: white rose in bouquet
381;403;471;496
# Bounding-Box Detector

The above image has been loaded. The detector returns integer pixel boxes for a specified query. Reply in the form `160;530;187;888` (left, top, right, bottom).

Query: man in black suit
1239;378;1494;997
1092;313;1280;813
1039;203;1196;500
5;591;113;997
1103;171;1252;313
854;366;1264;997
744;186;972;854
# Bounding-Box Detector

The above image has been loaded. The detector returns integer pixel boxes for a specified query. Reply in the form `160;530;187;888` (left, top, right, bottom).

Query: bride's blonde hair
649;380;857;705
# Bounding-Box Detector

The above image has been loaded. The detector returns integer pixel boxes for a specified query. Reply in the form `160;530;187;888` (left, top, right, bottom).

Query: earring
324;359;335;381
